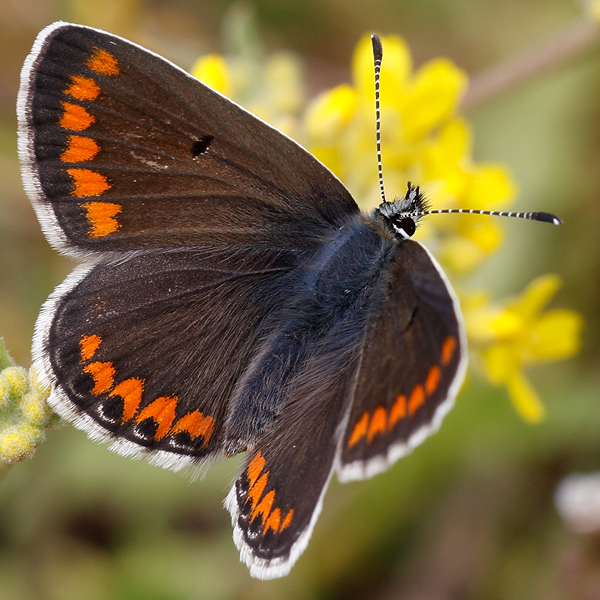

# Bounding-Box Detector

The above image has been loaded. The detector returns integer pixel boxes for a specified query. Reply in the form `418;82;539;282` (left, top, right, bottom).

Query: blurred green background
1;0;600;598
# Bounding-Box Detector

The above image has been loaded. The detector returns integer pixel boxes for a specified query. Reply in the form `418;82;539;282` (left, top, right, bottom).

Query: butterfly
17;22;558;579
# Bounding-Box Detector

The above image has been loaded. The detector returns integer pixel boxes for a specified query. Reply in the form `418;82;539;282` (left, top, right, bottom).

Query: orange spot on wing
135;396;177;440
61;135;100;163
441;335;457;366
60;102;95;131
408;384;425;415
388;394;407;430
247;452;266;489
367;406;387;443
65;75;100;101
348;411;369;448
79;334;101;361
84;361;115;394
241;453;291;537
425;365;442;396
263;507;281;535
82;201;121;238
87;47;119;76
247;473;268;512
68;169;110;197
251;489;275;523
170;411;214;447
280;509;293;532
109;378;144;422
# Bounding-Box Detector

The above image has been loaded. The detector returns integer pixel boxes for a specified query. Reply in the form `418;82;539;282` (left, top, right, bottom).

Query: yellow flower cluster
464;275;583;422
192;33;583;421
0;356;54;463
303;34;517;275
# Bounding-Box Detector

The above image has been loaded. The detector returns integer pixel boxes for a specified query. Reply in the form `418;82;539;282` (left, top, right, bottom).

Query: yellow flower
191;54;232;96
0;422;44;463
0;345;54;463
302;34;517;276
463;275;583;422
0;366;28;413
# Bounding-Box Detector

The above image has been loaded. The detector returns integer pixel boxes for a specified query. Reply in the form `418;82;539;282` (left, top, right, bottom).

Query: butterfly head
375;182;430;240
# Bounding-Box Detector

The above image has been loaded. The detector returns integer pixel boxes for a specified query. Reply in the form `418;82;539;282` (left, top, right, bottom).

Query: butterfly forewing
19;23;358;255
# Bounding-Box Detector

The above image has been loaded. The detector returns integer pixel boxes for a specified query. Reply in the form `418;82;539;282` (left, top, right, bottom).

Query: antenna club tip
371;33;383;60
536;212;564;225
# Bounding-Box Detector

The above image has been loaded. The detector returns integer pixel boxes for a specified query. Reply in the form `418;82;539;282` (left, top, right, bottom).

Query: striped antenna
372;37;563;230
413;207;563;225
371;34;387;204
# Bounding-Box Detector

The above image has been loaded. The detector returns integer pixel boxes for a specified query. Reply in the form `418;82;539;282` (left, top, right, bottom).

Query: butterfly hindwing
226;303;367;579
36;246;300;470
337;239;466;481
18;22;358;256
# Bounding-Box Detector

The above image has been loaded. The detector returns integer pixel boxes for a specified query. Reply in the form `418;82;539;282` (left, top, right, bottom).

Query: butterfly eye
392;216;416;239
